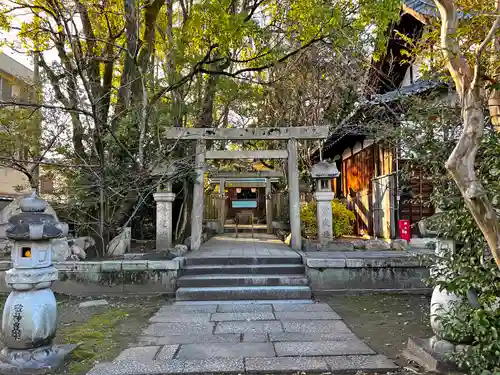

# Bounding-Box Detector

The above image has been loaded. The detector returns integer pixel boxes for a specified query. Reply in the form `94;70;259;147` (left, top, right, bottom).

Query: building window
0;78;13;101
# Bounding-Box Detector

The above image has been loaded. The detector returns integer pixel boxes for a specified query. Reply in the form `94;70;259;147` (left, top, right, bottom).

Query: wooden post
265;178;273;234
218;179;226;234
276;192;282;220
190;140;205;250
287;138;301;251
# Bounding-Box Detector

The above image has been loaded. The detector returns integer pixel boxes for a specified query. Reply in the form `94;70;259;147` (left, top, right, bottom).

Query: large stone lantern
0;192;76;373
311;161;340;243
152;164;177;250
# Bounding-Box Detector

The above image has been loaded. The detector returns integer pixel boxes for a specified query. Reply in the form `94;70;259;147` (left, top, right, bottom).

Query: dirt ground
0;294;167;375
323;293;434;374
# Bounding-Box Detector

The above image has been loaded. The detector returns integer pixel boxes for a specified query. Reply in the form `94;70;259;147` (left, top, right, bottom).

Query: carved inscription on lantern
11;304;23;341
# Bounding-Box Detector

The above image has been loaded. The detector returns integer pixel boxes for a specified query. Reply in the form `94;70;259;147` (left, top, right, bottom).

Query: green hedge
300;199;355;238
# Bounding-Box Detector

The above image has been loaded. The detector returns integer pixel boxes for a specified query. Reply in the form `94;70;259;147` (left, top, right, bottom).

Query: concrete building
0;52;36;209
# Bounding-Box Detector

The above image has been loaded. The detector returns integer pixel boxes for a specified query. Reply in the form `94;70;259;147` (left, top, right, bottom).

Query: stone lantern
0;192;76;373
152;164;177;250
311;161;340;243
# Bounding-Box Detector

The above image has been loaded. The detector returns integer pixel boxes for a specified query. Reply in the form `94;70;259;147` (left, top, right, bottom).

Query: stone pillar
287;138;301;251
217;179;226;234
0;192;76;372
315;191;335;243
276;193;282;220
153;191;176;250
265;178;273;234
191;140;206;251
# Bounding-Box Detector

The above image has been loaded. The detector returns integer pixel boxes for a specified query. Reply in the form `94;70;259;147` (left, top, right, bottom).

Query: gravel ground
324;293;436;374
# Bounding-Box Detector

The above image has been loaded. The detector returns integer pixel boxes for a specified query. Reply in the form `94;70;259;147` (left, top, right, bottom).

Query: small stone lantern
311;161;340;243
0;192;76;373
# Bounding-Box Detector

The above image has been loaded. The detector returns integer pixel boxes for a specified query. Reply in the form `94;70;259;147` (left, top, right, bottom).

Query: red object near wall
398;220;411;241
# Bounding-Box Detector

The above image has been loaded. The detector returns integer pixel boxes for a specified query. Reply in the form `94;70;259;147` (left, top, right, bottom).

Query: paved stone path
186;232;298;258
87;301;398;374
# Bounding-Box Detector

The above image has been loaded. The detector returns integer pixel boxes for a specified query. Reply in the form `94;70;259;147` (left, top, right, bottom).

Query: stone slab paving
185;233;300;258
87;301;399;374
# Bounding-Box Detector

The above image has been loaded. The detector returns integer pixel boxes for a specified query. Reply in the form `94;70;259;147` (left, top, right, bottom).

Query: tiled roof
364;79;442;105
314;79;446;157
333;79;444;134
403;0;469;21
403;0;438;18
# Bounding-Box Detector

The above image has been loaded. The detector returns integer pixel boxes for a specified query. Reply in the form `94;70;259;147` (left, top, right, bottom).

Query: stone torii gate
163;126;329;251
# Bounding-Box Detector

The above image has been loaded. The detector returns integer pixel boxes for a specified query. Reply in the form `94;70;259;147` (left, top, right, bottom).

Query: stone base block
0;343;78;374
404;337;458;372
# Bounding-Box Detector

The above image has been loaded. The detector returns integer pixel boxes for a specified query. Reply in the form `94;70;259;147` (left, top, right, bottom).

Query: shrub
300;199;355;238
300;200;317;237
435;301;500;374
394;96;500;375
331;199;355;237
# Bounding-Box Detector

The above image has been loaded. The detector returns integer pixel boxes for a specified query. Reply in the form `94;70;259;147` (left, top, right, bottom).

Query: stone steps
224;227;268;234
176;286;312;301
177;274;309;288
174;299;314;305
181;264;306;276
185;256;303;266
177;242;310;301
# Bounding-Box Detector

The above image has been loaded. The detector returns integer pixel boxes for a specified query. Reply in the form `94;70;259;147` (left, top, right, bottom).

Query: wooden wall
340;143;399;238
398;164;434;236
342;145;375;236
339;142;434;238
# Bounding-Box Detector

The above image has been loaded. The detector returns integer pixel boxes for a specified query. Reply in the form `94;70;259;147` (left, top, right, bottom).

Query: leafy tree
430;0;500;269
0;0;402;252
395;94;500;374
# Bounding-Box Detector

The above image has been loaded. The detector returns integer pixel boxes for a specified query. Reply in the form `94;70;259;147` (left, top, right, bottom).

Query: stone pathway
186;232;297;257
87;301;398;374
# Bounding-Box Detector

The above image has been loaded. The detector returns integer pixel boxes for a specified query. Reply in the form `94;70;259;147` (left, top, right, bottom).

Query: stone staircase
223;224;268;234
176;254;312;301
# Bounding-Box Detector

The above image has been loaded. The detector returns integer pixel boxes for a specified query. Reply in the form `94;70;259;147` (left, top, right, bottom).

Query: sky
0;5;56;70
1;6;33;69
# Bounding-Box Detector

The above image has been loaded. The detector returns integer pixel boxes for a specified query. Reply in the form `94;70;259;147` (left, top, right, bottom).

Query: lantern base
0;343;78;374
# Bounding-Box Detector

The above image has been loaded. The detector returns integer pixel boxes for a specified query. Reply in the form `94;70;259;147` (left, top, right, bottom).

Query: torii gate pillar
190;140;205;251
287;138;301;251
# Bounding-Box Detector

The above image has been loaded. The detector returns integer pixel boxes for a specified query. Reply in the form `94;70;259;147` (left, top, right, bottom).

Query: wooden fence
205;191;310;224
204;194;219;221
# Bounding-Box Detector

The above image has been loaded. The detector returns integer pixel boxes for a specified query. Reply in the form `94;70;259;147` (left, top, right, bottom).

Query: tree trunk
445;90;500;269
434;0;500;270
488;0;500;130
166;0;183;128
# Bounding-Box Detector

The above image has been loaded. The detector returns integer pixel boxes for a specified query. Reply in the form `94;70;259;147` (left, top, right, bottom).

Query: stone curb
305;251;427;268
0;259;180;272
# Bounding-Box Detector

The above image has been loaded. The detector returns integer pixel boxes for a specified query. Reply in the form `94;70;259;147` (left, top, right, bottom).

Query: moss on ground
0;295;163;375
58;308;130;374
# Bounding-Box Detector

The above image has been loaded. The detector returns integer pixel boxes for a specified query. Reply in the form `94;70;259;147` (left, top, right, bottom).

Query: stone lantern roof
311;161;340;179
5;192;67;241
